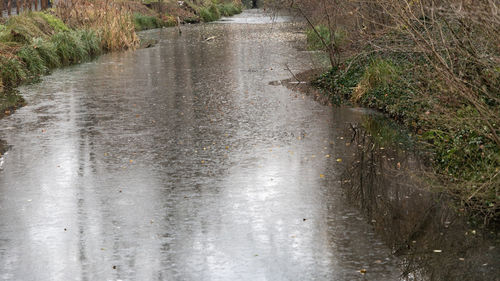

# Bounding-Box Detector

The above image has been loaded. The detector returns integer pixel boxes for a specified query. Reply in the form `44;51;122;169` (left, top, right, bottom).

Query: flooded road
0;10;401;280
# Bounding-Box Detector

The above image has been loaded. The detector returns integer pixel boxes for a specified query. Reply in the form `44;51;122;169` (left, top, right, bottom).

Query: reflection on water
339;116;500;281
0;10;401;281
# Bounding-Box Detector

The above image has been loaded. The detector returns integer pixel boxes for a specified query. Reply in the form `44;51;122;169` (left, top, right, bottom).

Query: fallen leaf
336;158;342;162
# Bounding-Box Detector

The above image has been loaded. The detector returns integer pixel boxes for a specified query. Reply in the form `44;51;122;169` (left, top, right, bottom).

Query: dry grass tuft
55;0;139;51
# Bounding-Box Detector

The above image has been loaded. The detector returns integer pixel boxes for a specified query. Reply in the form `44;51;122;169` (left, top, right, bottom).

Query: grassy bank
184;0;242;22
0;0;242;117
0;12;107;116
310;34;499;224
291;0;499;225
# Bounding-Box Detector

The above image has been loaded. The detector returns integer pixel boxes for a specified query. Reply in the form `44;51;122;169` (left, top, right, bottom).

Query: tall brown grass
55;0;139;51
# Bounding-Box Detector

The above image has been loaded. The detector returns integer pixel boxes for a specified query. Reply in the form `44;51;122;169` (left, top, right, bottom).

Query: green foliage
50;31;88;65
362;58;399;89
37;12;70;33
208;3;221;20
31;38;60;69
306;25;331;50
422;107;500;181
133;13;163;31
4;15;48;44
314;51;499;219
306;25;347;51
312;55;369;102
0;25;8;43
218;3;242;16
200;4;221;22
16;45;48;78
0;56;27;88
76;29;102;57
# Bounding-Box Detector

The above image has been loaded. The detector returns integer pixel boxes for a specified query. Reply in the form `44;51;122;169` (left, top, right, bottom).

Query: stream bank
0;0;243;117
280;67;499;280
0;9;497;281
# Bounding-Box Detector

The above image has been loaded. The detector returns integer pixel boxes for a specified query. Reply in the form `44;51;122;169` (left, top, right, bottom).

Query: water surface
0;10;400;280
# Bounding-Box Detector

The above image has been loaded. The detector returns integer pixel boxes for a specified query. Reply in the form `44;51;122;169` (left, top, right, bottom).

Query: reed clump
55;0;139;51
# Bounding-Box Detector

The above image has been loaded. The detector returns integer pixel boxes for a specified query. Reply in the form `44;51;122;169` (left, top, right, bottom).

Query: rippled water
0;10;401;280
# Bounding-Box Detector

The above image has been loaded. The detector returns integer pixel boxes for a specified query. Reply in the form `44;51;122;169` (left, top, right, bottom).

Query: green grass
306;25;347;51
199;3;221;22
218;3;242;16
76;29;102;57
3;15;48;44
50;31;89;65
37;12;70;33
16;45;48;79
31;38;61;69
0;55;28;88
133;13;164;31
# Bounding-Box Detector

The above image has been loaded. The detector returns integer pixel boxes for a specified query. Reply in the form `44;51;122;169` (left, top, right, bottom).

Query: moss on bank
312;51;499;223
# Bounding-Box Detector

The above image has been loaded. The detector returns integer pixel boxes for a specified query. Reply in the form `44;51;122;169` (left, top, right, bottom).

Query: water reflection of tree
340;117;499;281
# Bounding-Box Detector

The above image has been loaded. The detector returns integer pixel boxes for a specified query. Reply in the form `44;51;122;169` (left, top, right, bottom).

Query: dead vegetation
274;0;500;223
